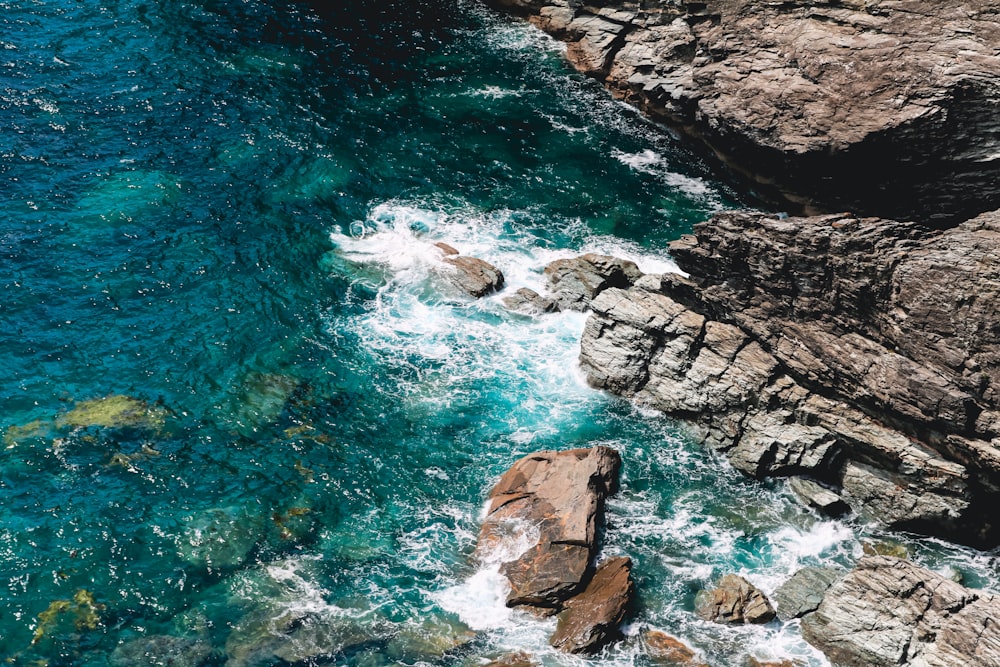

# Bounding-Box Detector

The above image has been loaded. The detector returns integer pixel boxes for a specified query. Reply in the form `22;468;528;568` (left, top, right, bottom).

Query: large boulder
771;567;843;621
578;210;1000;546
485;0;1000;225
477;446;621;610
694;573;775;625
544;253;643;311
801;556;1000;666
435;242;505;298
549;556;634;654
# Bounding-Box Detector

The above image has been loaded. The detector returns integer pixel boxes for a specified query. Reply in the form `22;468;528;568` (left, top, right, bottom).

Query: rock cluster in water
477;446;633;654
484;0;1000;225
577;210;1000;548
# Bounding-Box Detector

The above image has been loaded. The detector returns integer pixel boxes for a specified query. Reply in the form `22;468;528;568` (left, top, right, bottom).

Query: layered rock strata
485;0;1000;225
800;556;1000;666
578;209;1000;546
476;446;633;653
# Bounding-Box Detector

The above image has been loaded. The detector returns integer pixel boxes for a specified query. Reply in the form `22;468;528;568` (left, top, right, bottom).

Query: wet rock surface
477;446;633;653
484;0;1000;225
579;209;1000;546
801;556;1000;666
544;253;643;311
772;566;842;621
694;573;775;625
436;243;505;298
549;556;634;654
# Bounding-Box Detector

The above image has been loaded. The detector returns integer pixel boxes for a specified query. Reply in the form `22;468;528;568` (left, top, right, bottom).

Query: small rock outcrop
477;446;633;653
549;556;634;654
502;287;560;315
544;253;643;311
644;631;707;666
435;242;505;297
771;567;842;621
579;209;1000;546
694;573;775;625
801;556;1000;667
485;0;1000;225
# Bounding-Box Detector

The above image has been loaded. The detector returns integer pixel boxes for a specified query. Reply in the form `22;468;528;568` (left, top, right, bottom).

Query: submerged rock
801;556;1000;667
485;0;1000;225
578;210;1000;546
695;574;775;625
110;635;213;667
56;395;167;432
477;446;621;610
549;556;634;654
544;253;642;311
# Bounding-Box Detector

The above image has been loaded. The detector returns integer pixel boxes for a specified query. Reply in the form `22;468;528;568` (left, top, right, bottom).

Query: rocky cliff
484;0;1000;225
576;209;1000;546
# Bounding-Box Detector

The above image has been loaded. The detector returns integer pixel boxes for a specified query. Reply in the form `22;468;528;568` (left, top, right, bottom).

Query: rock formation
771;566;842;621
578;209;1000;546
801;556;1000;666
544;253;643;311
476;446;633;653
434;242;505;297
694;573;776;625
485;0;1000;225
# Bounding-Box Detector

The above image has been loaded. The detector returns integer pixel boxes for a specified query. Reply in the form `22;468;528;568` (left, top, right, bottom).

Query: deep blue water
2;2;997;666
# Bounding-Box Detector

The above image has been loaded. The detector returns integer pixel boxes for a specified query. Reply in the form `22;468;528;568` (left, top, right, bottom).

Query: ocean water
2;1;997;666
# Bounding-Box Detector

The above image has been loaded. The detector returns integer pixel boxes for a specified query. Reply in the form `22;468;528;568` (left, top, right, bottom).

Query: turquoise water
2;1;997;665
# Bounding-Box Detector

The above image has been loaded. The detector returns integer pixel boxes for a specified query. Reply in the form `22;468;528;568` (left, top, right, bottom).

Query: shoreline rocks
800;556;1000;666
476;446;633;653
694;574;775;625
577;209;1000;546
484;0;1000;226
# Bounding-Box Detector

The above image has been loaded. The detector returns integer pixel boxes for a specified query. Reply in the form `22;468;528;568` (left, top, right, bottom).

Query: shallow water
2;1;998;665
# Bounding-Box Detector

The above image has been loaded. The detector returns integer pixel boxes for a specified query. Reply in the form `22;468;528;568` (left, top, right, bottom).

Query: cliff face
485;0;1000;225
579;210;1000;546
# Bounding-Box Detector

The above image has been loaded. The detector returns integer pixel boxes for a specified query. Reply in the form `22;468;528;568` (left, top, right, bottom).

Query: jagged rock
644;630;708;666
439;252;505;298
695;574;775;625
578;210;1000;546
772;567;843;621
801;556;1000;667
549;557;634;654
544;253;643;311
747;660;801;667
486;0;1000;225
477;446;621;610
502;287;560;315
110;635;212;667
788;477;849;517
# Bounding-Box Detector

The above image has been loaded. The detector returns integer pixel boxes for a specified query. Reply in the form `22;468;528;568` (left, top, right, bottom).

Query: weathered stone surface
578;210;1000;546
801;556;1000;667
788;477;849;517
695;573;775;625
502;287;560;315
110;635;212;667
485;0;1000;225
549;557;634;654
440;253;505;298
477;446;621;609
644;630;708;666
482;652;536;667
772;567;843;621
544;253;643;311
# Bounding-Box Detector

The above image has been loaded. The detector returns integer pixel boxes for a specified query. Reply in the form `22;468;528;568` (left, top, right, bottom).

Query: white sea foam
613;148;715;199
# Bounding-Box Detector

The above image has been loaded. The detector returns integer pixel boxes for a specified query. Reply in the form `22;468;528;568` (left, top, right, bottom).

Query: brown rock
549;557;634;655
644;630;708;666
440;254;505;298
477;446;621;610
695;573;775;625
544;253;643;311
483;652;535;667
502;287;560;315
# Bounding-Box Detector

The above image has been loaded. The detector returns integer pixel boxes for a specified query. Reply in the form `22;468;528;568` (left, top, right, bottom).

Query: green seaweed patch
30;589;105;646
56;395;167;432
3;420;53;449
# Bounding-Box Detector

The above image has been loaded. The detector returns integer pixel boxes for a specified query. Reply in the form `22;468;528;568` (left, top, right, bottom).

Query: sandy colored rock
695;573;775;625
644;630;708;666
